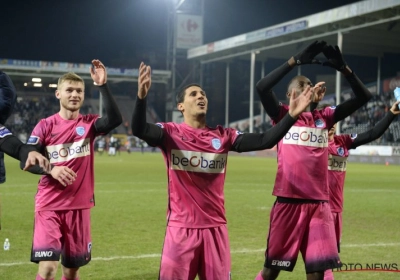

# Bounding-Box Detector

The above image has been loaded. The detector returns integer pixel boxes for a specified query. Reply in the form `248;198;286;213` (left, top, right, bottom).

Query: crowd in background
3;88;400;147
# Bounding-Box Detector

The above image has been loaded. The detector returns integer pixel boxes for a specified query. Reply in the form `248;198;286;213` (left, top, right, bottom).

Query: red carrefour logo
181;19;198;32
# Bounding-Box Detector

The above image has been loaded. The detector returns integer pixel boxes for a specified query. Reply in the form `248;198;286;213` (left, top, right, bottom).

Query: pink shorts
159;225;231;280
331;211;342;252
31;209;92;268
264;199;341;273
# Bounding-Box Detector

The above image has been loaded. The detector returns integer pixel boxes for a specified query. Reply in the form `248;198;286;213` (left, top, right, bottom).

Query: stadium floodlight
24;83;28;86
49;84;57;88
33;83;42;87
32;78;42;82
174;0;187;10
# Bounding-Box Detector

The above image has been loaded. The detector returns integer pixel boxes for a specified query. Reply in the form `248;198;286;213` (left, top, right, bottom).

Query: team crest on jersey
315;119;325;128
156;123;164;128
0;126;12;138
27;136;39;145
76;126;85;136
337;147;345;156
211;138;221;150
350;133;358;139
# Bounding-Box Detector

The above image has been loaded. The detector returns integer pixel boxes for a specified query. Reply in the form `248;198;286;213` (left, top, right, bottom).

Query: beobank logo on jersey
46;138;91;163
283;126;328;148
328;154;347;171
171;149;227;173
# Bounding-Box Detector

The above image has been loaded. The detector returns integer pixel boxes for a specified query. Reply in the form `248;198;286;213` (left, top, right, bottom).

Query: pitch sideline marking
1;242;399;267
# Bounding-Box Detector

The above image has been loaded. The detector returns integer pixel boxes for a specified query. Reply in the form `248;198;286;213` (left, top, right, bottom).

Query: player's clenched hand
288;85;313;118
91;59;107;86
138;62;152;99
50;166;77;187
23;151;51;173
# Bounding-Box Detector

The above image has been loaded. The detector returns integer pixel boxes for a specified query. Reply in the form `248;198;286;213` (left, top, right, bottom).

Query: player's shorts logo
76;126;85;136
211;138;221;150
88;242;92;253
350;133;358;139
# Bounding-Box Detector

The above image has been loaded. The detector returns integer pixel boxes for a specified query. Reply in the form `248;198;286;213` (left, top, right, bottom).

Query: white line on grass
1;242;399;267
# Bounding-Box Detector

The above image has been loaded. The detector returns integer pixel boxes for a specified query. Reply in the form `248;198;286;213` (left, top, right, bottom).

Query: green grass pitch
0;152;399;279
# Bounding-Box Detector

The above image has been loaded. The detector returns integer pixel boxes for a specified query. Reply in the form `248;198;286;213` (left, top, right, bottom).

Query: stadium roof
0;58;171;86
188;0;400;63
185;0;400;133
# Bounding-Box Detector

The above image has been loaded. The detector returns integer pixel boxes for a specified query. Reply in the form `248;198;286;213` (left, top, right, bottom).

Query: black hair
316;103;333;110
176;83;202;104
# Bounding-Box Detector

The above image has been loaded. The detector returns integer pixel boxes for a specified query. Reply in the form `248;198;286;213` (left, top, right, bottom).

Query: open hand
312;81;326;103
138;62;152;99
293;41;327;65
23;151;51;173
288;86;313;118
50;166;77;187
321;45;347;71
90;59;107;85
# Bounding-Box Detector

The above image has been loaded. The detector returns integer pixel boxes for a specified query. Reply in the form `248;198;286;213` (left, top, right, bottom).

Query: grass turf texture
0;152;399;279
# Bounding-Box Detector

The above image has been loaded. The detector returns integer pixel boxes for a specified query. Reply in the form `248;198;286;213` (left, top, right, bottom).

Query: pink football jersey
272;104;336;200
27;113;99;211
328;134;354;212
156;122;239;228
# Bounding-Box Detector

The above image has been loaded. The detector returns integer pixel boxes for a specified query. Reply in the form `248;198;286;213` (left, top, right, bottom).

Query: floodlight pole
225;63;230;128
260;61;265;125
336;31;343;135
377;56;381;95
249;51;256;133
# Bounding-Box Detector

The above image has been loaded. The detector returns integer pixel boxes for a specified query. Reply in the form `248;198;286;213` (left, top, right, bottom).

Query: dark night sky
1;0;362;66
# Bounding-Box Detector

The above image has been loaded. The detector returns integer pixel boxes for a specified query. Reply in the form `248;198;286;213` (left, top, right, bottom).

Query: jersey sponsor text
283;126;328;148
171;149;227;173
46;138;91;163
328;154;347;171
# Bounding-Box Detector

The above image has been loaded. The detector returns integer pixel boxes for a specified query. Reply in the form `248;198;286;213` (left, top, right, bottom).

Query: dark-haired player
131;62;315;279
254;41;372;280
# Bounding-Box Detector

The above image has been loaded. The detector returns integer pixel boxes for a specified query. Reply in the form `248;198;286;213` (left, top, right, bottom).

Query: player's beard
61;99;82;112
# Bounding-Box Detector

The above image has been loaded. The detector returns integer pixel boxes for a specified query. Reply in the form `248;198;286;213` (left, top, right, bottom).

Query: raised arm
256;40;327;119
233;85;313;152
320;45;372;122
91;59;123;134
131;62;164;147
351;101;400;148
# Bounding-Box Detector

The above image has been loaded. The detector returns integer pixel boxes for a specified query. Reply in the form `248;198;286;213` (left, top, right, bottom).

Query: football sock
254;271;264;280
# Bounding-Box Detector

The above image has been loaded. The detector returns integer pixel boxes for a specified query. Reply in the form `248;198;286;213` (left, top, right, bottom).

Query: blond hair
57;72;84;90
